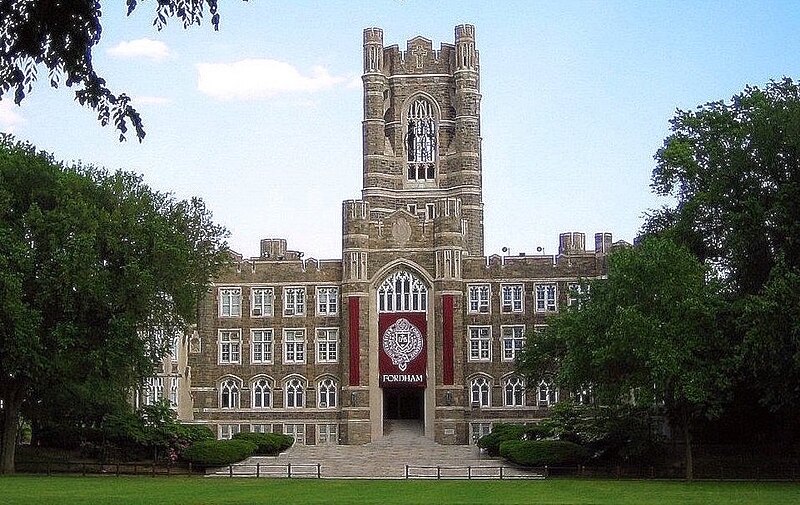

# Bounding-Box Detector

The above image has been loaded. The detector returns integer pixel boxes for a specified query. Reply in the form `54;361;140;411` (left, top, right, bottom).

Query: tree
517;237;726;480
0;135;229;473
0;1;244;141
643;78;800;413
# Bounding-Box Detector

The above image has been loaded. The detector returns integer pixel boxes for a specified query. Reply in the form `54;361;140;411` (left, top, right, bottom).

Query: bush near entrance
231;433;294;456
181;440;257;467
500;440;588;467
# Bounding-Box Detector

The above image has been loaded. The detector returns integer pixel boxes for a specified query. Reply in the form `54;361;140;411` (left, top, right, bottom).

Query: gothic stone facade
183;25;615;445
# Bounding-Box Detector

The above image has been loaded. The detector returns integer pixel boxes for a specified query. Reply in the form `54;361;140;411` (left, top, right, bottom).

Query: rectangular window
218;330;241;364
283;329;306;364
316;287;339;316
501;325;525;361
251;329;274;364
467;284;490;314
468;326;491;362
501;284;524;313
219;287;242;317
317;424;339;445
470;422;492;445
283;287;306;317
316;328;339;363
144;377;163;406
219;424;240;440
567;282;588;308
407;203;418;215
170;335;179;362
535;283;558;312
283;424;305;445
169;377;178;407
426;203;436;220
251;287;274;317
251;424;272;434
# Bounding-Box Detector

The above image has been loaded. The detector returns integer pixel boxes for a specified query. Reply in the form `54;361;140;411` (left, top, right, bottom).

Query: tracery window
284;377;306;408
504;376;525;407
377;270;428;313
406;97;437;181
317;378;337;409
470;376;491;407
220;378;240;409
251;377;273;409
538;380;559;407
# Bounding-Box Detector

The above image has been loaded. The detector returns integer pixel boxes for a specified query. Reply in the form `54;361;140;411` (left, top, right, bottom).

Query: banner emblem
381;318;423;371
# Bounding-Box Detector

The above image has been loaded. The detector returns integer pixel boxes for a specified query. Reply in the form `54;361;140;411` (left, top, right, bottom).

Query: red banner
379;312;427;387
348;296;360;386
442;295;454;385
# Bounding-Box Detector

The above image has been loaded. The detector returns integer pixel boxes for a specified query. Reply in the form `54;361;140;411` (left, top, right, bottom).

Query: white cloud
196;59;345;100
107;39;170;61
0;100;24;133
132;96;172;106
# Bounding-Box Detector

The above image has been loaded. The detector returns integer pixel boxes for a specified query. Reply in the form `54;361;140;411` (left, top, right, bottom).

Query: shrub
499;439;588;467
232;432;294;455
181;439;258;467
177;424;216;443
477;424;527;457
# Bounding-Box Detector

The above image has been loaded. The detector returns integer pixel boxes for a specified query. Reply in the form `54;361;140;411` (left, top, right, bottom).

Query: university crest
381;318;423;371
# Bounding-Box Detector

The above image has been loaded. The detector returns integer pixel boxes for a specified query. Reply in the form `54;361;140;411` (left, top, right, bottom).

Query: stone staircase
209;420;542;479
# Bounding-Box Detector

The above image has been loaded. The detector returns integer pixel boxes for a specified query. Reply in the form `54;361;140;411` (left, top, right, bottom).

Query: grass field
1;476;799;505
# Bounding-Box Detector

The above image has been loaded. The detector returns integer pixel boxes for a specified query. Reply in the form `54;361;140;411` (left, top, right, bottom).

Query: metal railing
404;464;545;480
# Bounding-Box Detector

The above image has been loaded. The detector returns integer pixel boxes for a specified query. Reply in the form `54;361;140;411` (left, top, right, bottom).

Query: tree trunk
683;415;694;482
0;385;23;474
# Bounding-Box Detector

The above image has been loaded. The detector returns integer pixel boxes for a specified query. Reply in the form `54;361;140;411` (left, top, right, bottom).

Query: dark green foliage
476;424;528;457
0;1;243;141
232;432;294;455
499;440;588;467
0;136;229;473
181;439;258;467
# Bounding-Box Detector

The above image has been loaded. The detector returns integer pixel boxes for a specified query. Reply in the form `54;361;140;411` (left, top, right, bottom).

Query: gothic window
284;377;306;408
467;284;490;314
538;380;559;407
501;284;524;313
251;287;274;317
169;377;179;407
220;377;240;409
283;287;306;316
504;376;526;407
317;377;337;408
143;377;163;406
535;284;558;312
377;270;428;313
406;97;437;181
316;287;339;316
251;377;273;409
219;287;241;317
470;376;491;407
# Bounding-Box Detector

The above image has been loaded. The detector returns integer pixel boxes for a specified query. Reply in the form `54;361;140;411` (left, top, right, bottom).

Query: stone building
180;25;616;445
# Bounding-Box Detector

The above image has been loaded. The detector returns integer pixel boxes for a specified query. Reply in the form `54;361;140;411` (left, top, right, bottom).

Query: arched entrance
376;270;429;433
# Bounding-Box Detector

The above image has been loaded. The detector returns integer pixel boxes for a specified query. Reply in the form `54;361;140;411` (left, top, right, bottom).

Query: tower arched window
251;377;273;409
405;97;437;181
377;270;428;313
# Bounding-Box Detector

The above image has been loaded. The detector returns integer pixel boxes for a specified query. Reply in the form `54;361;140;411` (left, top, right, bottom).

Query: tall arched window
470;376;491;407
504;376;525;407
317;377;337;409
220;378;240;409
405;97;437;181
285;377;306;408
251;377;273;409
537;379;558;407
377;270;428;313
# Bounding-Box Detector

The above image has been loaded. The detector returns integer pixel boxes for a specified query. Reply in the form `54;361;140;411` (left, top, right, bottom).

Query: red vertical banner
348;296;360;386
442;294;454;385
379;312;427;387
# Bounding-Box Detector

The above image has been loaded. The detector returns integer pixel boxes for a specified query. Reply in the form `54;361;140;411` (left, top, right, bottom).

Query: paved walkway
211;420;541;479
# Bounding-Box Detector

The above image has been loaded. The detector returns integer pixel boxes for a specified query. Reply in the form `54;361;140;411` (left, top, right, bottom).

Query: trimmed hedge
477;424;527;457
181;439;258;467
232;432;294;455
499;439;588;467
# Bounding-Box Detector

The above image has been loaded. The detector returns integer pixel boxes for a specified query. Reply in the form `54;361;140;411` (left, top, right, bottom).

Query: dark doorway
383;388;424;420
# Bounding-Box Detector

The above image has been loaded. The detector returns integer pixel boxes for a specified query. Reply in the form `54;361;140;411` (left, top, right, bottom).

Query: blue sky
1;1;798;259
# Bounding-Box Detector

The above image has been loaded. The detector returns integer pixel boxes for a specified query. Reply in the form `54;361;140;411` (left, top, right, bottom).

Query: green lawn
1;476;798;505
